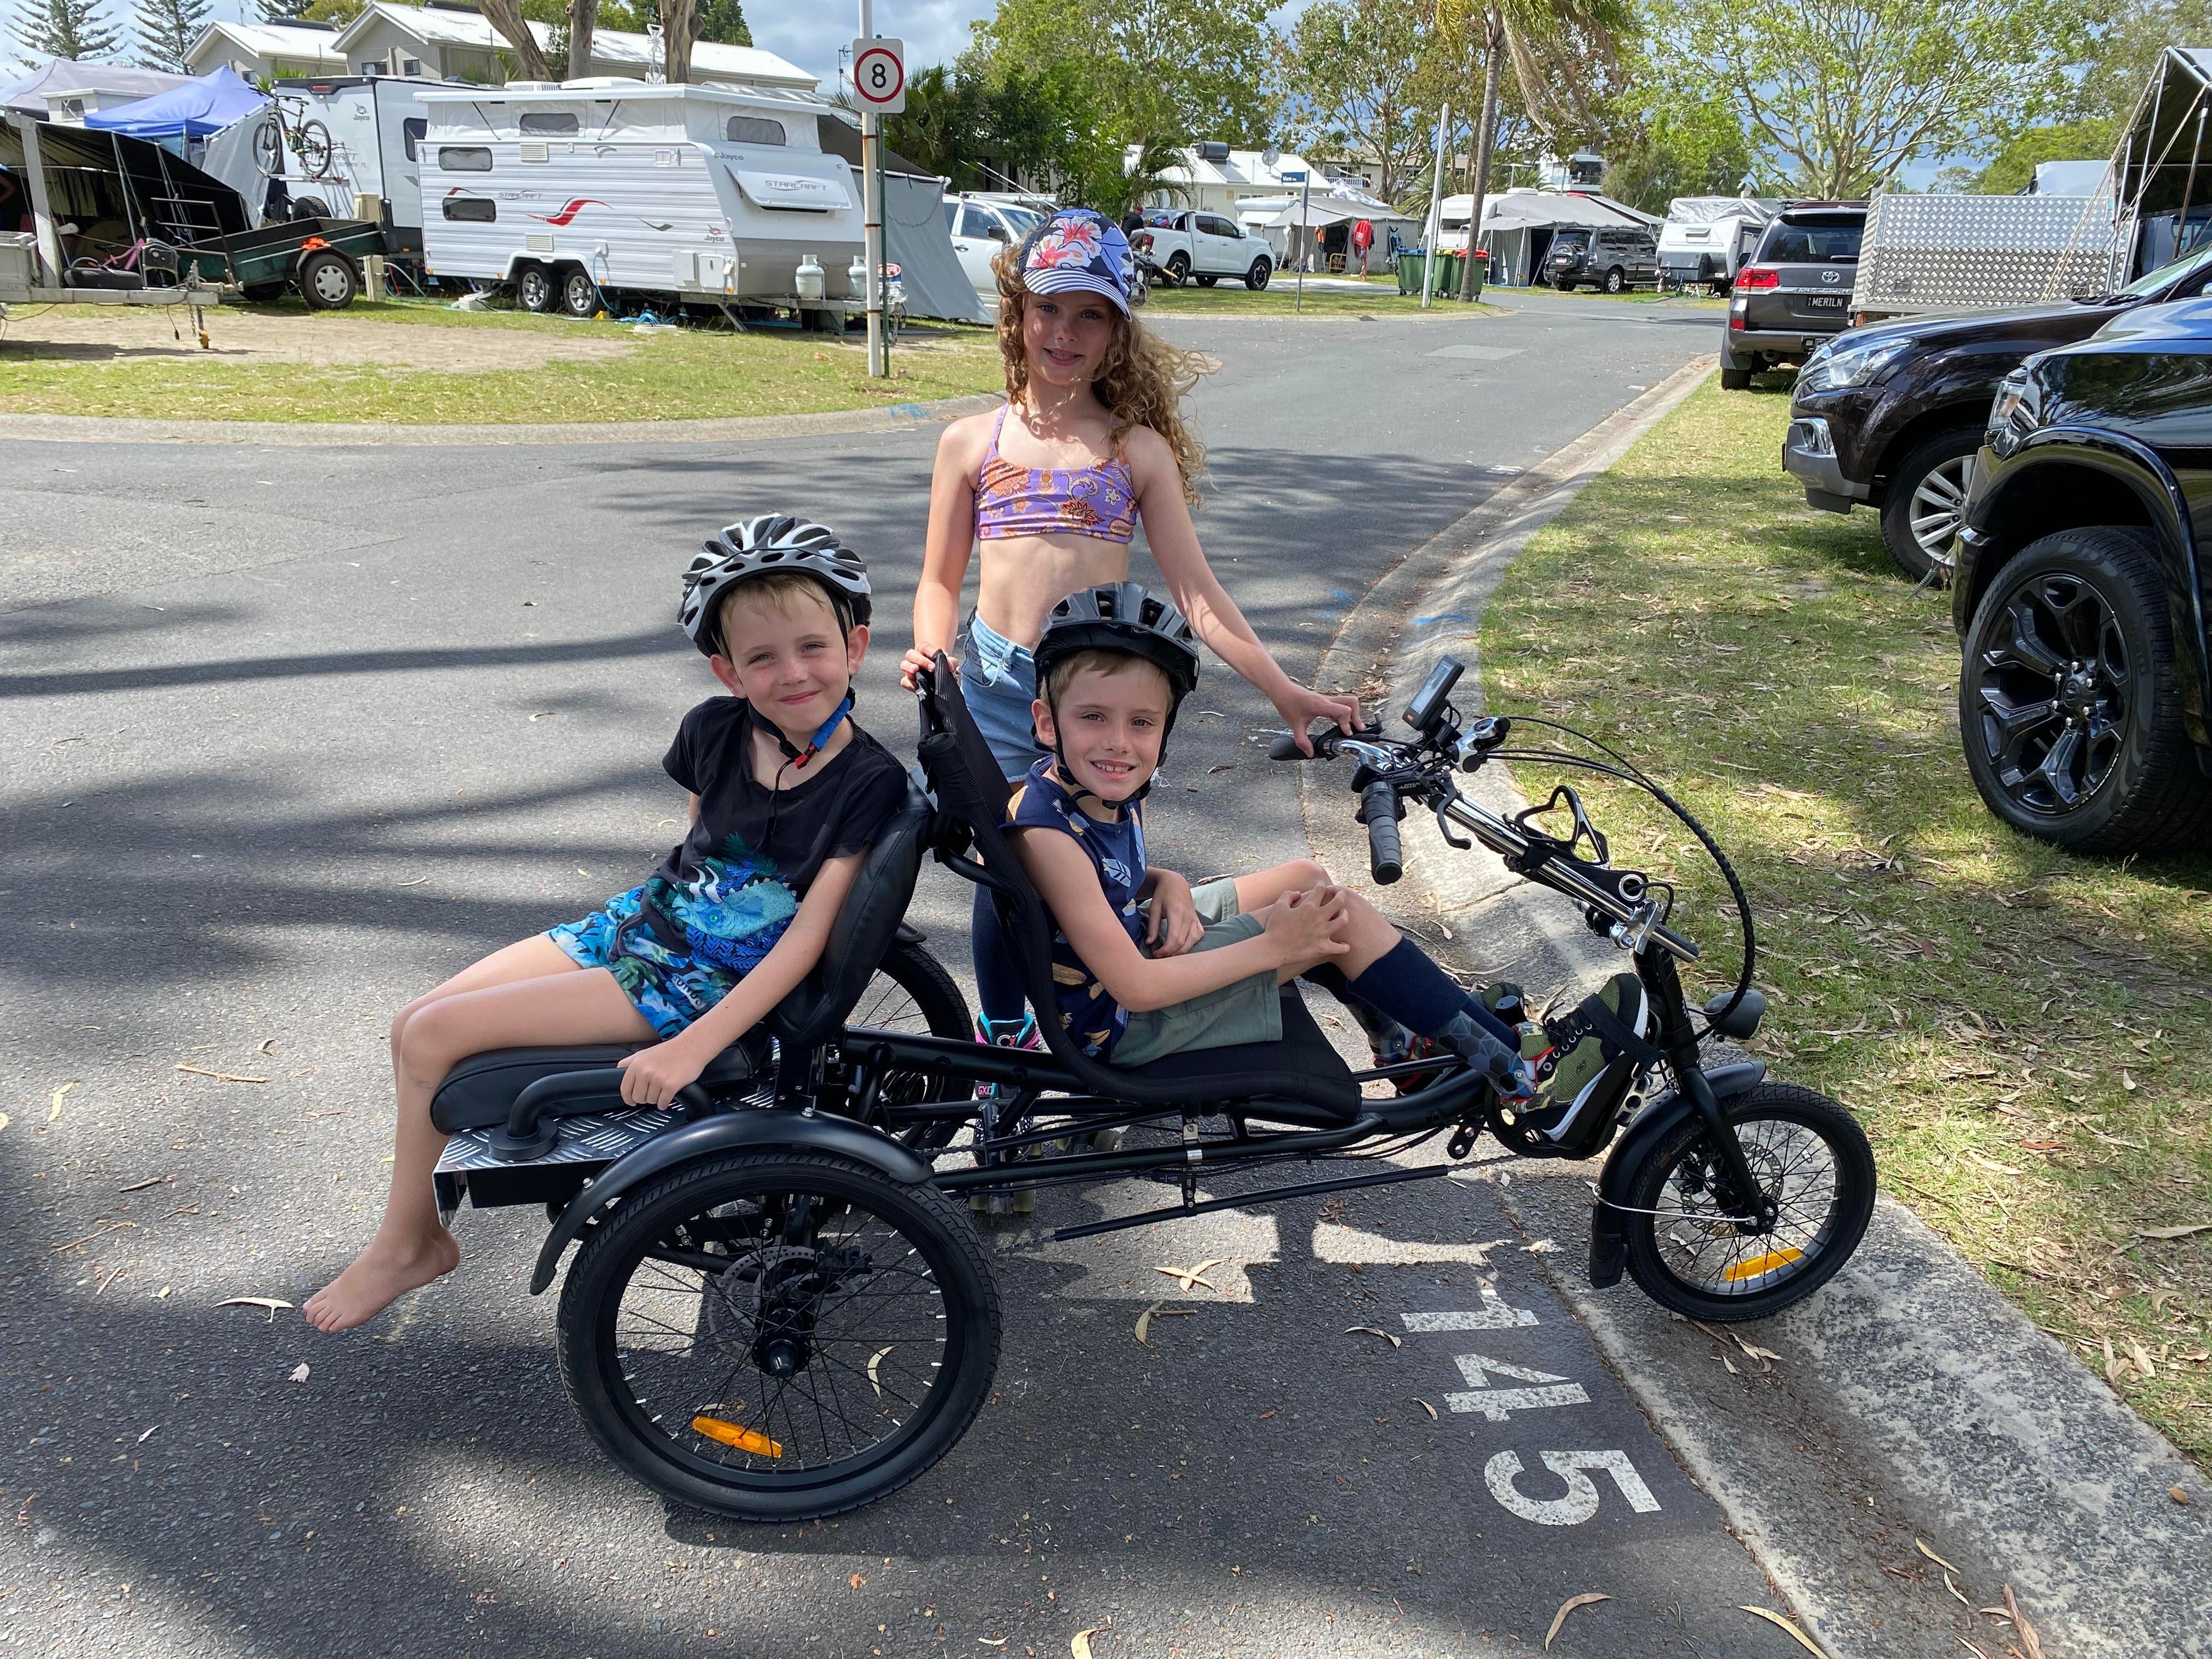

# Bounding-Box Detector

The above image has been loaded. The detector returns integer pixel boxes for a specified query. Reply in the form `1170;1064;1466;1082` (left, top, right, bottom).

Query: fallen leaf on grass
176;1065;269;1085
2139;1222;2212;1241
1543;1592;1607;1649
50;1081;78;1121
2002;1585;2045;1659
215;1296;293;1322
1154;1259;1221;1292
1916;1538;1959;1572
1345;1325;1402;1348
867;1345;895;1397
1739;1606;1827;1655
289;1363;310;1383
1070;1631;1098;1659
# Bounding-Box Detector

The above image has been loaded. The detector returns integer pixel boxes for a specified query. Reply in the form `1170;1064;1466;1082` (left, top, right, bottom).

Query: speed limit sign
851;37;905;115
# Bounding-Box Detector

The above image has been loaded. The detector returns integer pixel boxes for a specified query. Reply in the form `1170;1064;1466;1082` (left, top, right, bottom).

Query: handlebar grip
1361;780;1403;885
1268;732;1307;761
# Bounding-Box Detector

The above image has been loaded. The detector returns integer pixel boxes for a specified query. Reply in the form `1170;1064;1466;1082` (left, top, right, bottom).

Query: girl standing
899;207;1359;1045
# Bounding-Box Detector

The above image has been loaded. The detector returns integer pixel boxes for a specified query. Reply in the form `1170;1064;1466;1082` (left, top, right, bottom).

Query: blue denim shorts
962;612;1047;782
546;885;738;1040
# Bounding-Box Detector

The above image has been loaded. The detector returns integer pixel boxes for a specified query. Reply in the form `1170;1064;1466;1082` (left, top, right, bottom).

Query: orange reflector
1722;1248;1803;1283
691;1415;783;1457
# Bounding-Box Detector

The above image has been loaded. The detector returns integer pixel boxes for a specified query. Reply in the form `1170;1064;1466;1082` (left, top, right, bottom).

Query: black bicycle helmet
678;515;872;657
1033;583;1201;802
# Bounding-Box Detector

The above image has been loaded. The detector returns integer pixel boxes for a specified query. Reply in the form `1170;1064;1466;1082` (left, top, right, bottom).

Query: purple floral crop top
973;405;1138;545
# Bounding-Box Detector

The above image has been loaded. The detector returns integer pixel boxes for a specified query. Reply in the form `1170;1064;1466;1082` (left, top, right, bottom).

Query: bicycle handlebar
1361;781;1402;885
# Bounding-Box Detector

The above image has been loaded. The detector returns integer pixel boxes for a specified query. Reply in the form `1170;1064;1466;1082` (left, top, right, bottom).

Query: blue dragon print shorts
546;885;737;1040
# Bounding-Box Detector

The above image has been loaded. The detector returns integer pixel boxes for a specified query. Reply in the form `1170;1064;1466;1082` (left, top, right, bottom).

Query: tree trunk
478;0;554;82
659;0;697;83
567;0;597;81
1457;14;1500;302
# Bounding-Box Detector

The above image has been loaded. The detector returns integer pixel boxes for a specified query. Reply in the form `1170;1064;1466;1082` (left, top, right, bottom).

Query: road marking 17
1483;1450;1662;1525
1446;1353;1590;1421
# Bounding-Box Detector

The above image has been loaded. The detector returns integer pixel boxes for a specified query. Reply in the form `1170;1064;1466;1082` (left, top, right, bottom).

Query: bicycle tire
296;119;334;181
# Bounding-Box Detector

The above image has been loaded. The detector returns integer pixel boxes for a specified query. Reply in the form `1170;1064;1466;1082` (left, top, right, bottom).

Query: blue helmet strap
769;693;853;771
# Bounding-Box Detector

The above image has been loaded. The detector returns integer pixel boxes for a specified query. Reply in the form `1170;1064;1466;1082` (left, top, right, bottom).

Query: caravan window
439;147;493;171
443;196;495;221
519;112;580;136
726;116;786;145
402;118;426;161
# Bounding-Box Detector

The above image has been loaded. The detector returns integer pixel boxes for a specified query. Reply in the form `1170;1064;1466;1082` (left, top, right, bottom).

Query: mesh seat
913;656;1362;1124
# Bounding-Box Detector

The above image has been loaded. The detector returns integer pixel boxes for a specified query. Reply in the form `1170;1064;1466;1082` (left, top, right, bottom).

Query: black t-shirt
641;698;908;974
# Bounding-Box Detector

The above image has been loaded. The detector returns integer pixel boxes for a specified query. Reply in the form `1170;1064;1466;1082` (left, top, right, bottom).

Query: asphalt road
0;293;1805;1658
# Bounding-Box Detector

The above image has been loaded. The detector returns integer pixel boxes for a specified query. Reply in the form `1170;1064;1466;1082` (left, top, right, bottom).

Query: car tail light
1733;266;1779;289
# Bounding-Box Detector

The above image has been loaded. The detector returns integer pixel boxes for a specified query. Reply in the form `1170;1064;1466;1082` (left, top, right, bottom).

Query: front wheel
297;250;356;309
1604;266;1626;294
1245;258;1271;290
1879;428;1978;583
295;119;334;180
1618;1082;1874;1321
557;1150;1002;1520
516;262;555;313
1164;253;1189;287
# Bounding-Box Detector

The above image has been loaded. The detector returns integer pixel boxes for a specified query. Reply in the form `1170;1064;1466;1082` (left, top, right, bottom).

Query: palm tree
1103;134;1191;220
1449;0;1632;300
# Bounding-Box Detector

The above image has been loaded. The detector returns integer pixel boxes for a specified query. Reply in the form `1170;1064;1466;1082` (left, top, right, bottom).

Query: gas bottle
795;252;825;303
848;252;868;294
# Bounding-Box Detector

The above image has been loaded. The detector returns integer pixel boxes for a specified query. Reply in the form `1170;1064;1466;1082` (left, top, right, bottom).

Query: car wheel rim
1972;572;2130;817
1907;455;1973;567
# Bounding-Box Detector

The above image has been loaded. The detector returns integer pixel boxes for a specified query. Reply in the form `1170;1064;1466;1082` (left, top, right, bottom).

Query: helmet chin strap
768;693;854;771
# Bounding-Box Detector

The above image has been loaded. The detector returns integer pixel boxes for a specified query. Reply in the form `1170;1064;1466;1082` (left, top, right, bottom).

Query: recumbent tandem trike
428;655;1876;1520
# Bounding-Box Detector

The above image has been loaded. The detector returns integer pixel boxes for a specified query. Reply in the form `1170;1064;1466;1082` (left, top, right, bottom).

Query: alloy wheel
1906;454;1973;569
1970;572;2130;817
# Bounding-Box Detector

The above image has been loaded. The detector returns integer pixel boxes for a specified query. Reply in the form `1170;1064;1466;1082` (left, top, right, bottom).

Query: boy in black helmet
1008;583;1649;1109
306;517;909;1332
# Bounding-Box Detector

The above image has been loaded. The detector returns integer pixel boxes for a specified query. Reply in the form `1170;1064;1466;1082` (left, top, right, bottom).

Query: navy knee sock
970;884;1028;1031
1345;938;1520;1047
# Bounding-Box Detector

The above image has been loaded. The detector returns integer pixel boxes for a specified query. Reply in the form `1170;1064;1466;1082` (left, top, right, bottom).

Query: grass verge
1480;377;2212;1460
0;296;1003;424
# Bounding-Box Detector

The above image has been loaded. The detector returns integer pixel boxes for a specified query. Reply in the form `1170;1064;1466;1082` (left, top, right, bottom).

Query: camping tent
811;114;986;324
1458;187;1660;285
2112;47;2212;276
1266;190;1420;273
0;116;253;276
1;59;195;119
84;67;273;230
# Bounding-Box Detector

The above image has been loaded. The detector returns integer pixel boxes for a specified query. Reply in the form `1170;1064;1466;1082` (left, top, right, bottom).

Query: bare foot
303;1228;461;1331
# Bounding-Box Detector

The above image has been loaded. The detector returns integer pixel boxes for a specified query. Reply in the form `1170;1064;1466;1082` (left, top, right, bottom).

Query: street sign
851;37;905;115
1280;169;1307;182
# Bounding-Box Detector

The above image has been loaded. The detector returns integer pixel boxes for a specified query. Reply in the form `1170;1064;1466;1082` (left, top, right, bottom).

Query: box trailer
269;75;438;260
417;78;862;320
1847;190;2119;321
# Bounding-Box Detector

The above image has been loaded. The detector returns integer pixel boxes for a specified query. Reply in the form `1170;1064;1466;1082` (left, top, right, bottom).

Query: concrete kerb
1297;357;2212;1658
0;392;1007;448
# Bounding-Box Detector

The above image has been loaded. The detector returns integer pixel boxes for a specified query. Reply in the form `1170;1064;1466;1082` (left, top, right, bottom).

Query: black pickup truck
1784;241;2212;580
1951;296;2212;854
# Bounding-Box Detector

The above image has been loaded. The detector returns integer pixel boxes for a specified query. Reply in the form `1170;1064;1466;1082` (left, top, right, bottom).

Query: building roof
330;2;814;88
1446;187;1660;231
1133;144;1329;194
187;21;348;68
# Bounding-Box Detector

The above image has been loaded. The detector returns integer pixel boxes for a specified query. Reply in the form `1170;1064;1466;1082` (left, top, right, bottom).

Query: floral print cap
1019;208;1134;314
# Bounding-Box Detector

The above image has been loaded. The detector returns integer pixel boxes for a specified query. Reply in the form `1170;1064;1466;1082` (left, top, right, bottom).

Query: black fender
528;1109;931;1295
1587;1060;1767;1289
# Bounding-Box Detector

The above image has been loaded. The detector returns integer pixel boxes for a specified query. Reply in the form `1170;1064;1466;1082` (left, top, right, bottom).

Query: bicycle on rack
420;653;1875;1521
252;95;334;181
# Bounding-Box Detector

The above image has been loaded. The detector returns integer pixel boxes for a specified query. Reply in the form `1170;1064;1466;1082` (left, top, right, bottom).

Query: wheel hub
747;1250;822;1376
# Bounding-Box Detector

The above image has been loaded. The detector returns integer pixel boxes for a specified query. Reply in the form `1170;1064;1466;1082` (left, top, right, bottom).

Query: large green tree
1659;0;2083;198
14;0;119;60
135;0;206;70
885;60;1098;198
1601;84;1758;214
1285;0;1434;204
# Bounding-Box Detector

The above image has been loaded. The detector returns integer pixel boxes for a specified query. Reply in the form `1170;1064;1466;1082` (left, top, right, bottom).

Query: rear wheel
1164;253;1189;287
240;281;286;304
560;265;598;318
558;1151;1000;1520
297;250;356;309
1604;266;1626;294
853;941;974;1153
295;118;334;180
516;262;556;313
1719;365;1753;390
1880;427;1979;583
1620;1082;1874;1321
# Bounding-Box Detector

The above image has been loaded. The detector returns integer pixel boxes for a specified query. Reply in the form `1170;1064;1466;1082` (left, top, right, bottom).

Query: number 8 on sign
851;38;906;115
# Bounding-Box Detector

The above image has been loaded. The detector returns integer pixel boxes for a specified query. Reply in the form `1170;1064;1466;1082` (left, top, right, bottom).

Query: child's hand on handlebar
616;1038;709;1108
1259;883;1352;962
1273;684;1362;755
899;646;960;692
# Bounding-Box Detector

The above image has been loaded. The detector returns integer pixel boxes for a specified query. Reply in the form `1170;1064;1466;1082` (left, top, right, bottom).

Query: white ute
1131;209;1273;289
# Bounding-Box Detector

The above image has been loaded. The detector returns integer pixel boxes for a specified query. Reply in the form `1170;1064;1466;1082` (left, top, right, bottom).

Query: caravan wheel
516;264;556;314
560;267;599;318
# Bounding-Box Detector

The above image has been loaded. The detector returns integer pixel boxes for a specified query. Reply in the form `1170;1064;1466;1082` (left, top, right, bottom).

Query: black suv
1547;226;1659;293
1951;297;2212;854
1721;204;1867;388
1784;242;2212;582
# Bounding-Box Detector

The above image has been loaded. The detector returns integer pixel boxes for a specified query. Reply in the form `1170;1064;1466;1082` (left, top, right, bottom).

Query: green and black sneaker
1519;972;1655;1144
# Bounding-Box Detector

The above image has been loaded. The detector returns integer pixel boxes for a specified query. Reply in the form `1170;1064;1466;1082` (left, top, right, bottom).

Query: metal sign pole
1420;101;1449;309
1295;170;1310;312
859;0;885;376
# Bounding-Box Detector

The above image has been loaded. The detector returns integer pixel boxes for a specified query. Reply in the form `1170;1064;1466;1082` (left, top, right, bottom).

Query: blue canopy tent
84;66;269;140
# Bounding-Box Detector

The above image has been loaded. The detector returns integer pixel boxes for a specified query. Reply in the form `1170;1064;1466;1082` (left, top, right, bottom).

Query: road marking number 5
1484;1450;1661;1526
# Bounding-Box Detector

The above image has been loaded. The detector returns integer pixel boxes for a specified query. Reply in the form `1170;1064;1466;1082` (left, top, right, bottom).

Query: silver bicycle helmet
678;515;872;657
1034;582;1200;704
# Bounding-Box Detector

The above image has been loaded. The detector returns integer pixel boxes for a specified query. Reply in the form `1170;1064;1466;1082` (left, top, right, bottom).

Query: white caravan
1656;196;1773;292
417;79;862;319
269;75;438;260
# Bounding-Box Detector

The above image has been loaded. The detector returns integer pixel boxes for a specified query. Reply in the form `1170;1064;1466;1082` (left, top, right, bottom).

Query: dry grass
1480;376;2212;1460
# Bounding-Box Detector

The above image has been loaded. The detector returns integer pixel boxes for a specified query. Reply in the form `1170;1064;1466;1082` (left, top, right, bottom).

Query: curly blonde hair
992;247;1208;507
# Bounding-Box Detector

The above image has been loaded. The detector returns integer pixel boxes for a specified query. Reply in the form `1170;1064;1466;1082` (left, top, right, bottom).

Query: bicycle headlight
1795;336;1911;394
1987;367;2042;455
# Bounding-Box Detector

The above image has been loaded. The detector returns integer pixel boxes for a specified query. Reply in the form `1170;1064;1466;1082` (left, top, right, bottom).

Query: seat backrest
768;779;933;1055
913;656;1358;1114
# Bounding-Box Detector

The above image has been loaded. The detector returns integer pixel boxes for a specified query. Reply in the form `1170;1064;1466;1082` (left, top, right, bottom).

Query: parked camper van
1657;196;1772;292
269;75;435;259
417;80;863;321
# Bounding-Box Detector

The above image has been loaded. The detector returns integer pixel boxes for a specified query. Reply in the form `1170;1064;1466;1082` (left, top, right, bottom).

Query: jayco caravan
1656;196;1773;291
270;75;437;258
417;79;862;318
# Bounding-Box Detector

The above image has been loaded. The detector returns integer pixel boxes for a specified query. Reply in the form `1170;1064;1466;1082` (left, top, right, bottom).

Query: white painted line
1485;1450;1661;1525
1401;1285;1537;1331
1445;1353;1591;1421
1426;343;1526;362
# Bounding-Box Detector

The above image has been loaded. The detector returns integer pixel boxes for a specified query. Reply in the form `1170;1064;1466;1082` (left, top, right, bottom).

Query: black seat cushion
429;1033;766;1134
1117;986;1362;1125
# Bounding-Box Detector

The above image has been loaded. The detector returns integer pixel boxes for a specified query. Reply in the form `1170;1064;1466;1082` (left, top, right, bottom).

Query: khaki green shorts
1111;877;1283;1069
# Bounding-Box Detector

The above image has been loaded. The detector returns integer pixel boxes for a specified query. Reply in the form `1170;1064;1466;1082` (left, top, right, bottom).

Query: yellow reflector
691;1415;783;1457
1722;1248;1803;1283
